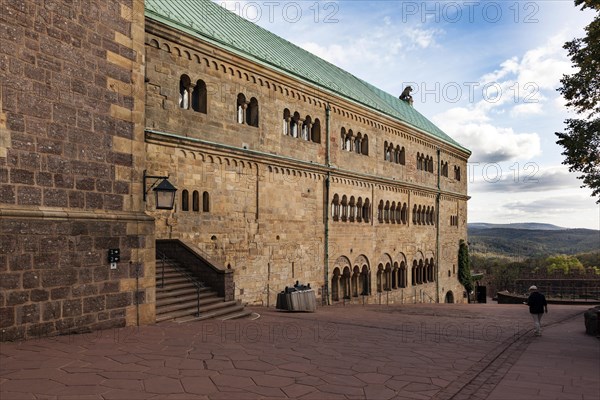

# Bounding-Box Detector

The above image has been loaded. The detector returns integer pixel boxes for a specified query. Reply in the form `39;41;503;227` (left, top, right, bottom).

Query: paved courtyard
1;302;598;399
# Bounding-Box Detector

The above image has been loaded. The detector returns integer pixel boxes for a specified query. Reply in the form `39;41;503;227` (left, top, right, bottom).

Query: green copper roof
145;0;469;153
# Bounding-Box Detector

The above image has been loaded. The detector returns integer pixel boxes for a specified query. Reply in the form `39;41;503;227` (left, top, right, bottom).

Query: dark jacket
527;291;547;314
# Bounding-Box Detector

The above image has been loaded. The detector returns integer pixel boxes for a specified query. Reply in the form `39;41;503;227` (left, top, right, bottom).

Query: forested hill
467;224;600;258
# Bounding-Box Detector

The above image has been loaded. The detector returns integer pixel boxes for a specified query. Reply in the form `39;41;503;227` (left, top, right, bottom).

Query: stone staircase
155;257;252;323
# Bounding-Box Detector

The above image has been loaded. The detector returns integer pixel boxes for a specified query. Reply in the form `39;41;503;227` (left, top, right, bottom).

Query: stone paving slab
1;302;598;399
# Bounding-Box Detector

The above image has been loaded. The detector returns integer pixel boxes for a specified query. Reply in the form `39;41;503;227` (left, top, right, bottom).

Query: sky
214;0;600;230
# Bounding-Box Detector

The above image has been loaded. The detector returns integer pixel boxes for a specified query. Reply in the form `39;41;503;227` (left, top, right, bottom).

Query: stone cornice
145;129;470;201
0;208;155;222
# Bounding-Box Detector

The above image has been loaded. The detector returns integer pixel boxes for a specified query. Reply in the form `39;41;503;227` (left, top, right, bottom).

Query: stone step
174;302;249;323
220;309;254;321
155;254;251;323
156;296;224;315
158;275;201;287
156;281;206;292
156;291;221;308
156;300;241;322
156;286;214;300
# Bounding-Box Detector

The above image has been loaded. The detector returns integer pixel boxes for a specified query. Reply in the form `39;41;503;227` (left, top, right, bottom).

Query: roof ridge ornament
399;86;414;107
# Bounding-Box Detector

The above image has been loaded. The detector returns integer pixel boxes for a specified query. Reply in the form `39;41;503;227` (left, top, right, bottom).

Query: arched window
417;152;422;170
400;262;406;288
192;190;200;212
412;261;417;286
356;197;363;222
364;198;371;223
291;112;300;138
402;203;407;224
345;130;353;152
354;133;362;154
390;202;396;224
400;147;406;165
341;195;348;222
377;264;384;293
301;116;311;141
412;204;417;224
340;128;346;150
283;109;291;135
181;189;189;211
179;75;191;109
385;142;391;161
429;157;434;173
246;97;259;127
384;201;390;223
311;118;321;143
429;258;435;282
332;194;340;221
191;79;207;113
362;135;369;156
202;191;210;212
349;196;356;222
236;93;246;124
377;200;384;222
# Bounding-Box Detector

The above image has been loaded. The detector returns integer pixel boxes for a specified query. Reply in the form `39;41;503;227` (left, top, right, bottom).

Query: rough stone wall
143;22;469;306
0;0;154;341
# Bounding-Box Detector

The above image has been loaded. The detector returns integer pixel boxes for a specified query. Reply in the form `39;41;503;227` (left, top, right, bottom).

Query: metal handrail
157;251;206;317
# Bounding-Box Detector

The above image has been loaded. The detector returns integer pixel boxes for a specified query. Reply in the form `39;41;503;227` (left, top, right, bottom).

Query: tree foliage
556;0;600;202
458;240;473;292
544;254;585;274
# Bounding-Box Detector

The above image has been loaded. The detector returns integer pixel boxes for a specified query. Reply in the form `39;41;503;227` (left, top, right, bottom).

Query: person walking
526;285;548;336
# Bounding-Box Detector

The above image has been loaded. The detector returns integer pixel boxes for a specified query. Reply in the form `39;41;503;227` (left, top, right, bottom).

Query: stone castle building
0;0;470;340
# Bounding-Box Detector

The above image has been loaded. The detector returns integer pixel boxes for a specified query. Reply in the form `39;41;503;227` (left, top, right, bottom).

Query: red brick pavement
1;302;598;399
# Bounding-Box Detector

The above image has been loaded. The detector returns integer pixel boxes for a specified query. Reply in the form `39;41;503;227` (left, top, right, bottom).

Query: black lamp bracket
143;169;169;202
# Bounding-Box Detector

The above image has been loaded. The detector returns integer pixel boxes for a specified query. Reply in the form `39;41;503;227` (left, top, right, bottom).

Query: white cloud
510;103;544;117
434;107;541;163
469;165;583;193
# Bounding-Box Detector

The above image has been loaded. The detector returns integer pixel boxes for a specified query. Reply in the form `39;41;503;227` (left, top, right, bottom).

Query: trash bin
276;282;316;312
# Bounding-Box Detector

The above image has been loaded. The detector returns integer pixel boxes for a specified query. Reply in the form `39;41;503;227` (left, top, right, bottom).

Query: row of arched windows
332;257;436;301
450;215;459;226
412;204;435;225
282;109;321;143
180;190;210;212
237;93;259;127
331;194;371;223
340;128;369;155
332;265;370;300
377;200;408;224
411;258;435;285
178;76;464;178
384;142;406;165
179;75;207;113
376;262;408;292
417;152;434;173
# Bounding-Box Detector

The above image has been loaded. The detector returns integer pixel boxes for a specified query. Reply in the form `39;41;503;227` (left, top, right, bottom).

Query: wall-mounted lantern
143;170;177;210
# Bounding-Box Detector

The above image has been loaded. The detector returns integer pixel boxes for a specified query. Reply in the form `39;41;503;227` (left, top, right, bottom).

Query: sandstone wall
0;0;154;341
143;22;470;307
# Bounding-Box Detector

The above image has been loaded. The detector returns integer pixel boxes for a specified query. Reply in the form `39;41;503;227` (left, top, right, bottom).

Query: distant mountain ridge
467;223;599;258
468;222;566;230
